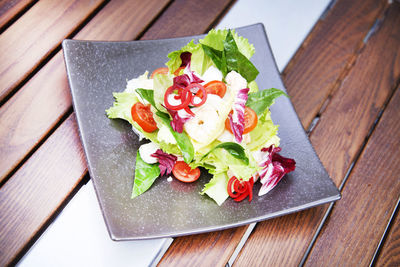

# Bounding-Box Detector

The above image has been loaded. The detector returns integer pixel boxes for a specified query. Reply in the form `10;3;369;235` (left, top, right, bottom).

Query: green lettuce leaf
201;44;227;76
106;91;138;123
196;147;260;180
246;88;288;115
157;113;194;163
223;30;259;82
247;109;280;151
106;89;180;154
131;151;160;198
201;172;229;206
153;73;173;112
201;142;249;165
200;29;255;59
165;40;214;76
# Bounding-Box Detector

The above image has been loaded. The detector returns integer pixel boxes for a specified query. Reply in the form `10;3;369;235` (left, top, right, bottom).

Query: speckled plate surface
62;24;340;240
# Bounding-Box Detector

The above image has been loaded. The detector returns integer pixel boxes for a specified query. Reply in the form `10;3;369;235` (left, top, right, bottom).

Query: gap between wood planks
0;0;175;189
228;1;396;266
298;8;400;267
0;0;38;34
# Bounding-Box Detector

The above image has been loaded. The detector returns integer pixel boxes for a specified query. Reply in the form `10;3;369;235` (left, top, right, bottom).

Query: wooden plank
0;0;35;31
0;0;170;183
0;0;104;103
305;88;400;265
234;1;400;266
0;114;86;266
282;0;387;129
141;0;234;39
375;203;400;266
0;0;170;264
1;0;239;265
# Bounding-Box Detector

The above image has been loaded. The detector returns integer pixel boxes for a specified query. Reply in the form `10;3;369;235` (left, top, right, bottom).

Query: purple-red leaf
229;88;249;143
167;108;192;133
180;52;191;67
258;146;296;196
151;149;177;176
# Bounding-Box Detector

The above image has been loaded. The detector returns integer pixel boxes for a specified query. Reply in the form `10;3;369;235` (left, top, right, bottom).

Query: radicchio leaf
167;108;192;133
173;63;204;89
258;145;296;196
151;149;177;176
180;52;192;67
229;88;249;143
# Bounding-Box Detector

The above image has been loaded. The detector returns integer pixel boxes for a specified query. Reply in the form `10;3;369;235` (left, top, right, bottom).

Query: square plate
62;24;340;240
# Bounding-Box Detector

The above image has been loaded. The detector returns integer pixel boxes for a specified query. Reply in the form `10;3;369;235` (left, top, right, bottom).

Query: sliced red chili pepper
186;83;207;107
227;176;255;202
227;176;239;198
164;86;192;110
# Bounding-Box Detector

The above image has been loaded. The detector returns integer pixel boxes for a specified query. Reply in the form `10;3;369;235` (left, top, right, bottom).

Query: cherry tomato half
225;106;258;134
172;161;201;183
150;67;169;78
203;80;227;98
131;102;157;133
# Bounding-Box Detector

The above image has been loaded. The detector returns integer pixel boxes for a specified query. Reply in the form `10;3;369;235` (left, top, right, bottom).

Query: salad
106;29;295;205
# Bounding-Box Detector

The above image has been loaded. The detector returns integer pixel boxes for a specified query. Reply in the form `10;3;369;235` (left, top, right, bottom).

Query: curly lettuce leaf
247;109;280;151
157;112;194;163
201;172;229;206
223;30;259;82
201;142;249;164
106;90;180;155
131;151;160;198
246;88;288;115
200;29;255;59
166;40;214;76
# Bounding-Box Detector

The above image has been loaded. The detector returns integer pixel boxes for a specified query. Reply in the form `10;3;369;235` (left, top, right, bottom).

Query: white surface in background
217;0;331;71
18;1;331;266
18;181;172;267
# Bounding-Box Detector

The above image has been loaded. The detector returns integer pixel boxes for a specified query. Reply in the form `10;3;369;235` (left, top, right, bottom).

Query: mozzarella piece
139;142;160;164
225;71;247;95
201;66;223;84
184;94;229;147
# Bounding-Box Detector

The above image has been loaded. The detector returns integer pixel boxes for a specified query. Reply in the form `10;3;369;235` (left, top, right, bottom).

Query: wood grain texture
0;115;86;266
375;202;400;266
282;0;387;129
234;2;400;266
0;0;170;264
0;0;104;102
159;227;247;267
0;0;170;183
305;88;400;265
0;0;35;31
141;0;234;40
309;2;400;186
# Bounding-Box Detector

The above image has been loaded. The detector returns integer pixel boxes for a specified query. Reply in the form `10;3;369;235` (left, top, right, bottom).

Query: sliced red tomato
131;102;157;133
150;67;169;78
225;106;258;134
172;161;201;183
203;80;227;98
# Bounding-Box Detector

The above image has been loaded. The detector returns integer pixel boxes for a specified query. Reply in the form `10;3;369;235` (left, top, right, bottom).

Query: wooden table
1;0;399;266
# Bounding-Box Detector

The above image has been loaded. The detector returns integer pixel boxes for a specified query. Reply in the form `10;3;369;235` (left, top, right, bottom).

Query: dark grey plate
62;24;340;240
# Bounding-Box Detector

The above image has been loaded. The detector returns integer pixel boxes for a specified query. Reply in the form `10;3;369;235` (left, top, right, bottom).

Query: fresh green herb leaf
131;151;160;198
202;142;249;165
246;88;288;115
135;88;156;107
157;113;194;163
223;30;259;82
201;44;227;76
